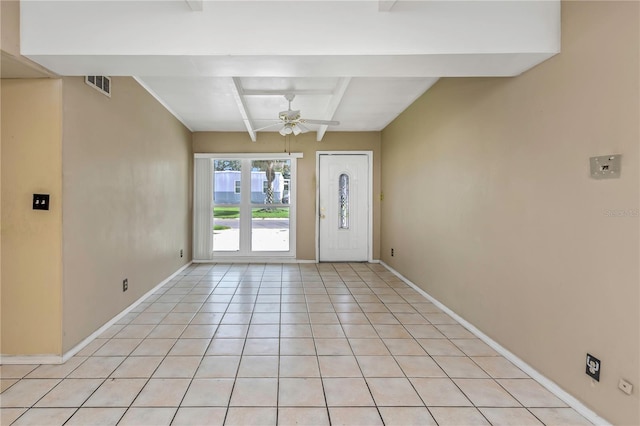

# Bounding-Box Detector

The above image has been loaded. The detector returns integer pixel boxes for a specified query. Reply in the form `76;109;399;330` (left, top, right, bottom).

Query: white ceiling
19;0;561;141
137;76;439;134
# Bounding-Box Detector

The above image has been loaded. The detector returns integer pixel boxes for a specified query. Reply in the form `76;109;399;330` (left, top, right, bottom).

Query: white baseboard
0;354;64;365
194;258;316;264
0;262;192;365
192;259;378;265
380;261;610;426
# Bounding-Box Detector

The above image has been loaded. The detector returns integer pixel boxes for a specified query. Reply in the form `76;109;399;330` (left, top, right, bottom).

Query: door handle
320;207;326;219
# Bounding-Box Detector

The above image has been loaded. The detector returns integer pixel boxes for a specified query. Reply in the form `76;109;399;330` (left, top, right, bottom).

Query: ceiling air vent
85;75;111;97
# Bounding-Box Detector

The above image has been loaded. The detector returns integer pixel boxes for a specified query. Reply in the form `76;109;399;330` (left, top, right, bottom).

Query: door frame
316;151;373;263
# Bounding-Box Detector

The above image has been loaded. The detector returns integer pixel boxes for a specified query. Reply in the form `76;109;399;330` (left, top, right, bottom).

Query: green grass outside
214;207;289;219
213;207;241;218
213;225;231;231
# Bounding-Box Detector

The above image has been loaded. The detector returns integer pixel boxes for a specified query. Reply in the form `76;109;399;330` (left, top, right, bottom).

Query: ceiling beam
317;77;351;142
185;0;203;11
230;77;257;142
378;1;397;12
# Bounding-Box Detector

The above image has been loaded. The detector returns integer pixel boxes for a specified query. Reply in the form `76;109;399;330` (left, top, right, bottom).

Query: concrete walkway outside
213;219;289;252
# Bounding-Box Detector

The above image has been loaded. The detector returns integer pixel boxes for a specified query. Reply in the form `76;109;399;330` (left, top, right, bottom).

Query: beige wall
1;79;63;355
193;132;381;260
381;2;639;424
0;1;20;56
61;77;192;351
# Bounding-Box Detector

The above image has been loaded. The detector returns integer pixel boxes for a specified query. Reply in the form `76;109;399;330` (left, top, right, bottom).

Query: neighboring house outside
214;171;288;204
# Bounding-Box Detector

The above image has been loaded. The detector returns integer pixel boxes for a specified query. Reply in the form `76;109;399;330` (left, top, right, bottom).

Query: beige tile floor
1;263;593;426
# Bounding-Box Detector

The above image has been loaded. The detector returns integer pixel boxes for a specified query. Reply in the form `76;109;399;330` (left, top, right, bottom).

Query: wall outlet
391;248;394;257
122;278;128;292
586;353;601;381
618;379;633;395
180;249;183;258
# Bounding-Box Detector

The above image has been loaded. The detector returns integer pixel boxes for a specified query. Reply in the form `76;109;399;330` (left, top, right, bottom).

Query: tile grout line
221;263;256;424
169;263;217;426
296;265;331;423
364;264;442;425
117;268;198;425
372;264;494;425
334;265;388;426
361;263;443;424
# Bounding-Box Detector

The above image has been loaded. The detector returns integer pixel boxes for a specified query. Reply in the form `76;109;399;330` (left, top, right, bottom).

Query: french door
193;153;300;261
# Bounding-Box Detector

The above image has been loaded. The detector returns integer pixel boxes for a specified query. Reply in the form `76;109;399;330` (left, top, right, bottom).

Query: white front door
318;154;370;262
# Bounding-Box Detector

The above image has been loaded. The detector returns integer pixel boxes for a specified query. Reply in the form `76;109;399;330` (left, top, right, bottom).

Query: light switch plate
590;155;621;179
33;194;50;210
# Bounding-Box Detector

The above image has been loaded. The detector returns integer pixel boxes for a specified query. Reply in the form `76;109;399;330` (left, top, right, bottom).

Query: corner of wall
1;78;64;356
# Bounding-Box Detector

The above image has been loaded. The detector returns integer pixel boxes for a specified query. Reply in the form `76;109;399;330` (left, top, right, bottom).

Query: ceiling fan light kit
278;123;303;136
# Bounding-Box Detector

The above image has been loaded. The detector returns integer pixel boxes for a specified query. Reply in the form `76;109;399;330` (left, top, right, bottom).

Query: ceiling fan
255;94;340;136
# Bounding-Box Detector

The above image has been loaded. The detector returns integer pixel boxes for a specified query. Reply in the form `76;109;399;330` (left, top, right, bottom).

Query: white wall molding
0;354;64;365
380;261;611;426
194;259;316;264
0;262;192;365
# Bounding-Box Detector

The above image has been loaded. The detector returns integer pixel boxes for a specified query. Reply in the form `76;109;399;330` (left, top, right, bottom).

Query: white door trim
316;151;373;263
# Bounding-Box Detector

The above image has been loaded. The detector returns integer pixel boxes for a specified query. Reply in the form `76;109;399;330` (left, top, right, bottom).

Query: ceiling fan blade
297;123;311;134
300;118;340;126
254;122;283;132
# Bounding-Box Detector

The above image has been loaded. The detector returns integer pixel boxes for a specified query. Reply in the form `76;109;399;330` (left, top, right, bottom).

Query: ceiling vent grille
85;76;111;97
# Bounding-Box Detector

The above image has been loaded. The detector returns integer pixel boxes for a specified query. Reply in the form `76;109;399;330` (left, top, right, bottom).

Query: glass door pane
213;159;241;252
251;207;290;251
250;159;291;252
